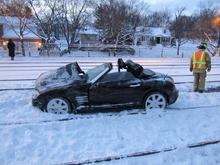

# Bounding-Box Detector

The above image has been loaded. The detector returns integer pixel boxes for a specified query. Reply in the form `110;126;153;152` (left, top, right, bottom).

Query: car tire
46;97;72;114
144;92;167;110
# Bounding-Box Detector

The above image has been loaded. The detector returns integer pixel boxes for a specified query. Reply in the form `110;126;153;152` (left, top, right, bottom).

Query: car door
89;72;143;107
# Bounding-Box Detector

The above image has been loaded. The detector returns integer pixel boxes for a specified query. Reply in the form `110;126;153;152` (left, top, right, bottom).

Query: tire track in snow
58;139;220;165
1;104;220;126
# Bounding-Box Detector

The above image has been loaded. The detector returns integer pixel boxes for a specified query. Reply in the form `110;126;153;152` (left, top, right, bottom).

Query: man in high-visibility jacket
190;42;211;93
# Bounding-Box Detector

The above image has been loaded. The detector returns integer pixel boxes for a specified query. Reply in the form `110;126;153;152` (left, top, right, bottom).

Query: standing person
190;42;211;93
7;39;15;61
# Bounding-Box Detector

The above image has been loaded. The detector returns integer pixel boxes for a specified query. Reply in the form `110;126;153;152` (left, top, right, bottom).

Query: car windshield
85;63;110;83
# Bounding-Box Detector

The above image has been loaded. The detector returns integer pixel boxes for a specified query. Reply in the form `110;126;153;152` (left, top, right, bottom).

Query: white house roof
0;16;40;40
2;28;40;39
136;26;171;37
79;27;99;35
0;16;18;24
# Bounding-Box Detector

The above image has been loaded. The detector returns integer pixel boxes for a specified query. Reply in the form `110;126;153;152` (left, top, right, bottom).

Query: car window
86;63;110;83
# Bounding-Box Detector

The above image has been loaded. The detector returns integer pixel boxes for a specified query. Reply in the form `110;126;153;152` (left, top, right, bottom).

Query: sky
146;0;220;15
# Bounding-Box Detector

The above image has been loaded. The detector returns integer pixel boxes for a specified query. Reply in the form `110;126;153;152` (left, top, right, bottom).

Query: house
0;16;42;52
134;26;173;46
76;26;100;50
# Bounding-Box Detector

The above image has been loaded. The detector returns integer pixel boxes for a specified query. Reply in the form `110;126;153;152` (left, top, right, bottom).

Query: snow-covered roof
2;28;40;39
0;16;32;25
0;16;40;39
0;16;18;25
0;16;36;28
79;27;99;35
136;26;171;37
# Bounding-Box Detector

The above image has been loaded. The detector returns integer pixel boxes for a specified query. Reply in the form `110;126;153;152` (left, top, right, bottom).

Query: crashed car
32;59;178;114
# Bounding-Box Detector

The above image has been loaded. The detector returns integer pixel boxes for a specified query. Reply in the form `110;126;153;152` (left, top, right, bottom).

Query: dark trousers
193;72;206;91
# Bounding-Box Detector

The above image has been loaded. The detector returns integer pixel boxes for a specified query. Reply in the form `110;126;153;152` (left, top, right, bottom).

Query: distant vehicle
32;59;178;114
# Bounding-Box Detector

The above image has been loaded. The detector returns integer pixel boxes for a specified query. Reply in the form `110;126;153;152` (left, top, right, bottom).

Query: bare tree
28;0;61;42
213;14;220;43
94;0;147;45
28;0;63;56
192;7;217;41
145;10;171;27
189;6;218;56
57;0;93;52
209;12;220;56
0;0;32;56
127;0;149;28
170;7;192;55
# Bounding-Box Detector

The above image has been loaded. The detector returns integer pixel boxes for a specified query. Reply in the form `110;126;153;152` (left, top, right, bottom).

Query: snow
0;16;20;25
0;43;220;164
101;144;220;165
0;16;40;40
149;27;171;37
79;26;99;35
136;26;171;37
3;28;40;40
35;63;82;92
1;90;220;164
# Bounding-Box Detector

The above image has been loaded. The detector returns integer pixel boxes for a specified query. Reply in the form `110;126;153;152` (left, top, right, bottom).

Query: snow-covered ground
0;41;207;58
1;90;220;165
0;44;220;165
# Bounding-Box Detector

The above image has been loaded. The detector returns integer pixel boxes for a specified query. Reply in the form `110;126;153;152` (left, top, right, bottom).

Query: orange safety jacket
192;50;206;69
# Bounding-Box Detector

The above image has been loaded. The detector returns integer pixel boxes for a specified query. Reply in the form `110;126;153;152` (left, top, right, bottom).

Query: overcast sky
146;0;220;15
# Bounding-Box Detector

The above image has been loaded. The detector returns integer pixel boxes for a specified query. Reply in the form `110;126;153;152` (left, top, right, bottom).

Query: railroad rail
1;79;220;91
1;104;220;126
58;138;220;165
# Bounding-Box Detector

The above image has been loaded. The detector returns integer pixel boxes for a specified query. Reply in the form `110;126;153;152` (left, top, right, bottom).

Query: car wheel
144;92;167;110
46;98;72;114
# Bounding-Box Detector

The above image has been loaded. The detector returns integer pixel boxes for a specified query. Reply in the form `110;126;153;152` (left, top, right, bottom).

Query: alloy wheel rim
145;94;166;110
47;98;69;114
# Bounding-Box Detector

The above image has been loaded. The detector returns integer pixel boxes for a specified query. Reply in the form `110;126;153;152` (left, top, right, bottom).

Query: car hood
35;62;83;92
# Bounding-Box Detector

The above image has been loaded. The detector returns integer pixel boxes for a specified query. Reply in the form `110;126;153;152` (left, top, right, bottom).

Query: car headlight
32;90;40;99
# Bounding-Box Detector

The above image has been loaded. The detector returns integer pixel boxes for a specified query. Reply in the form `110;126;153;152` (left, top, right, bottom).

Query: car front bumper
32;97;43;109
168;87;179;105
32;90;43;109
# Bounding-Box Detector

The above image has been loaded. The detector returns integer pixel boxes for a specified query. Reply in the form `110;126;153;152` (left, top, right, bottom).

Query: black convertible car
32;59;178;114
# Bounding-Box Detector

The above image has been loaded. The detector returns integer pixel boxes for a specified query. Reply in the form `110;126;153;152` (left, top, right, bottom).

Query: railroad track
58;138;220;165
1;104;220;126
1;80;220;91
0;64;220;69
0;73;220;82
